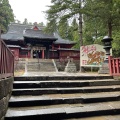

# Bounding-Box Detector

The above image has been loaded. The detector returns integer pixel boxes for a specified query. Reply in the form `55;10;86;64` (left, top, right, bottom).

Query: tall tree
45;0;84;45
45;0;120;57
69;18;79;48
23;18;28;24
83;0;120;56
84;0;120;37
58;20;70;39
0;0;14;32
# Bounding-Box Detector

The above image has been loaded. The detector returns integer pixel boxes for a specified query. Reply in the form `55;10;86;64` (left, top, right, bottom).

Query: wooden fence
109;56;120;76
0;39;14;79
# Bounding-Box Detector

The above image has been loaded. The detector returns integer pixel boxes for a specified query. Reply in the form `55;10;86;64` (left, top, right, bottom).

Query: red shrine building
1;23;80;60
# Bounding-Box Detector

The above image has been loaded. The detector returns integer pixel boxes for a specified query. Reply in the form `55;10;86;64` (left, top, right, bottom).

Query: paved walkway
22;71;110;77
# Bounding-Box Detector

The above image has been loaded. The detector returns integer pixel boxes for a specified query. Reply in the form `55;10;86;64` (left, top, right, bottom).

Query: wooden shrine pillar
42;50;44;59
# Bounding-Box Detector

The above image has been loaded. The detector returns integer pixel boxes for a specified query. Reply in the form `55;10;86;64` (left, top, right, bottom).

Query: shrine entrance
31;46;46;59
33;50;42;58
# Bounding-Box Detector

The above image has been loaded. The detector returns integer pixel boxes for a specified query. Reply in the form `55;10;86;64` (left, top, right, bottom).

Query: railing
0;39;14;79
109;56;120;76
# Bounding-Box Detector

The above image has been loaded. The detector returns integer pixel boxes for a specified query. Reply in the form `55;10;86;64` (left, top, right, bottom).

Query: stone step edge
14;76;113;81
12;86;120;96
5;102;120;118
12;85;120;90
9;94;120;107
13;80;120;88
13;79;115;83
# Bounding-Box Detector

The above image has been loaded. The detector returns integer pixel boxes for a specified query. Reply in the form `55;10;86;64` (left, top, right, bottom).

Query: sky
9;0;51;25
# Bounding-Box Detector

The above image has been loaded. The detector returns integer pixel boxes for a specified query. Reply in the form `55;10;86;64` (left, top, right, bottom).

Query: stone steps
13;79;120;88
14;76;113;81
9;91;120;107
26;59;56;72
5;101;120;120
12;86;120;96
5;76;120;120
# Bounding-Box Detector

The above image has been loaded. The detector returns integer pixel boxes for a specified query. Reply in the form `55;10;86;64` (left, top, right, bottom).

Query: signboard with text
80;44;112;67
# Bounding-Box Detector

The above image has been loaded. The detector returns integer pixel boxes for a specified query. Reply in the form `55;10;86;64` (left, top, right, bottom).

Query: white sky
9;0;51;25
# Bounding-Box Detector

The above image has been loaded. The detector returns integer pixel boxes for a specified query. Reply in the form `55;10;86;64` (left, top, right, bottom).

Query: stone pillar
31;48;33;58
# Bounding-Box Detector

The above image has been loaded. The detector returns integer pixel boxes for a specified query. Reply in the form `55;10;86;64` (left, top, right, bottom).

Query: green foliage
44;19;57;33
84;0;120;37
83;0;120;56
112;29;120;57
45;0;82;33
0;0;14;32
45;0;120;56
58;20;69;39
69;18;79;48
45;0;82;48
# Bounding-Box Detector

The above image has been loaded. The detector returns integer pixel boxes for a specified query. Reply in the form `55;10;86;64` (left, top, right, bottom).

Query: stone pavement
22;71;110;77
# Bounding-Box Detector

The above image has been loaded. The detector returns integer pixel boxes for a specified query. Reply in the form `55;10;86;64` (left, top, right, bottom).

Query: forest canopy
45;0;120;57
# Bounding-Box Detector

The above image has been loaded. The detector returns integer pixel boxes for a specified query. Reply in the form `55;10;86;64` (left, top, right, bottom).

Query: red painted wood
42;50;44;59
0;39;14;79
108;56;120;76
108;56;112;75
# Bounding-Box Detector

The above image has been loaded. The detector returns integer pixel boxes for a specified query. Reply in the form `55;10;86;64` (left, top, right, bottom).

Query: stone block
0;116;4;120
98;62;109;74
65;61;77;73
0;95;10;119
3;95;10;113
0;98;5;118
4;77;13;97
0;80;5;99
0;111;2;120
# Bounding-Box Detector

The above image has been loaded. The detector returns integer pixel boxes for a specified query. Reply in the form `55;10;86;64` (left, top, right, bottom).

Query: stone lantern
98;36;113;74
102;36;113;63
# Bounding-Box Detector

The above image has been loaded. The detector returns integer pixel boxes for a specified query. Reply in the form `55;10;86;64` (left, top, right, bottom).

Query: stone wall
14;60;25;71
0;77;14;120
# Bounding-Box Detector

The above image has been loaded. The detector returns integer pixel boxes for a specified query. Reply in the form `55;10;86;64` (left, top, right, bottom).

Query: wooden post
116;58;119;75
42;50;44;59
108;56;112;76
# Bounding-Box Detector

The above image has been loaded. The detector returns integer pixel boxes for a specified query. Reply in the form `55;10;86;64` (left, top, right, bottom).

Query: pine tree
0;0;14;32
23;18;28;24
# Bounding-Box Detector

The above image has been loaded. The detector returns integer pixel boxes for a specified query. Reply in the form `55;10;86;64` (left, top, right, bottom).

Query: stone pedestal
65;59;77;73
98;62;109;74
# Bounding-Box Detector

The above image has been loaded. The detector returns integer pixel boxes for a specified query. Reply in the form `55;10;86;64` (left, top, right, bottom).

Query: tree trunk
108;21;112;37
79;0;84;72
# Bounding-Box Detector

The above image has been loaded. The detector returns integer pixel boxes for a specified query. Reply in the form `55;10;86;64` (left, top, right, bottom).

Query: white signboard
80;44;111;67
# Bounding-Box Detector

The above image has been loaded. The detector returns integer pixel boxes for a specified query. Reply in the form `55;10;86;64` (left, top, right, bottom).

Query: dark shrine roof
54;32;76;45
1;23;76;45
24;29;57;40
1;23;44;41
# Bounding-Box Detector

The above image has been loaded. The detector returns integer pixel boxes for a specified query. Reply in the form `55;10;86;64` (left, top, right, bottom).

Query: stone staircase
5;76;120;120
26;59;57;72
